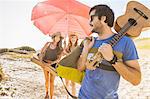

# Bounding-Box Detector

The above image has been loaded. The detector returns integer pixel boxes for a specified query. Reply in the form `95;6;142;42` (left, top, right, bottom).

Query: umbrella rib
71;17;89;36
32;12;63;21
47;14;66;35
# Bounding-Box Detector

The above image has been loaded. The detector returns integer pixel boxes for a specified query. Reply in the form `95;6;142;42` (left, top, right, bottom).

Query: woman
64;34;78;98
39;32;64;99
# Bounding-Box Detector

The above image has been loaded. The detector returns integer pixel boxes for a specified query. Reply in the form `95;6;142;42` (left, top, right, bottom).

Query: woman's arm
39;42;50;61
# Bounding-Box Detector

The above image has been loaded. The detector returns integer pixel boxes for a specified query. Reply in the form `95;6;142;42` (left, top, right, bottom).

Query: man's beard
91;28;101;35
91;29;96;33
91;27;97;33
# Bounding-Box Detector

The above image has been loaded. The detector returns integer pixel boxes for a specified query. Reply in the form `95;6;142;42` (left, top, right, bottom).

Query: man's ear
100;16;106;22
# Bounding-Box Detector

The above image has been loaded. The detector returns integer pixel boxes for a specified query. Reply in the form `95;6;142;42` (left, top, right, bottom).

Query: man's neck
97;27;114;40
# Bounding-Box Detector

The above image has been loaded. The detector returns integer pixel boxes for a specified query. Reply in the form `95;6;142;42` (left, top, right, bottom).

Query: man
77;5;141;99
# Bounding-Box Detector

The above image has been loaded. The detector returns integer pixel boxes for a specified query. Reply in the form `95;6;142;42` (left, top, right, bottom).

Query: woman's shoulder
43;42;51;48
45;42;51;45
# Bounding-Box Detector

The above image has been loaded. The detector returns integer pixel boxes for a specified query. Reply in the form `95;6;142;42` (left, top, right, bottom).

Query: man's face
89;10;104;34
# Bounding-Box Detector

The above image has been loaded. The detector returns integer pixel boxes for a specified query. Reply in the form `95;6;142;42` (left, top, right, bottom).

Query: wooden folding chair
31;56;57;76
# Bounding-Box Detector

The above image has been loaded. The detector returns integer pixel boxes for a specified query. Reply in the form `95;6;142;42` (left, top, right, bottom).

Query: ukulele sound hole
128;18;137;26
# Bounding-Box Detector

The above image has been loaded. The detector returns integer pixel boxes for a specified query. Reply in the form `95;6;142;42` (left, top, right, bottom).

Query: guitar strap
59;77;78;99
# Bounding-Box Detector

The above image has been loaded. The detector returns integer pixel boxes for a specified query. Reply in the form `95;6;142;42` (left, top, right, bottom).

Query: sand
0;46;150;99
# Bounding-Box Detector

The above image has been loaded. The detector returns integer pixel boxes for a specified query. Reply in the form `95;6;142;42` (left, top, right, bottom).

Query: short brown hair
89;5;114;27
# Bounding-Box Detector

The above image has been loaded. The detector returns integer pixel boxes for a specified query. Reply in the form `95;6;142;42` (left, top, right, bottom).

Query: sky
0;0;150;50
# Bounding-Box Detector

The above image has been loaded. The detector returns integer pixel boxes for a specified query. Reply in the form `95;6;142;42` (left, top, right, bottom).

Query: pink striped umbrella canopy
31;0;91;38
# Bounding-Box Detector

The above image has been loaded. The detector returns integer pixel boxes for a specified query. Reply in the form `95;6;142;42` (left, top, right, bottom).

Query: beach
0;39;150;99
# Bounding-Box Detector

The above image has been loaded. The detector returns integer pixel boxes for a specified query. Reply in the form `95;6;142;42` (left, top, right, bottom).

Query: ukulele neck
108;18;137;47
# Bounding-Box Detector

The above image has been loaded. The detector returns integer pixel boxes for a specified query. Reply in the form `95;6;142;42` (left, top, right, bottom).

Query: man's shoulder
120;36;133;43
121;36;132;40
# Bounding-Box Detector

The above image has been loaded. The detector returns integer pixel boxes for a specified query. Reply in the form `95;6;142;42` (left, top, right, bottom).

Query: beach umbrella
31;0;91;38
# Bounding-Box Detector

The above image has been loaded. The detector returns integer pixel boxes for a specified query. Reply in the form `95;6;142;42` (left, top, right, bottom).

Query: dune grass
5;52;34;59
137;45;150;49
135;38;150;49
